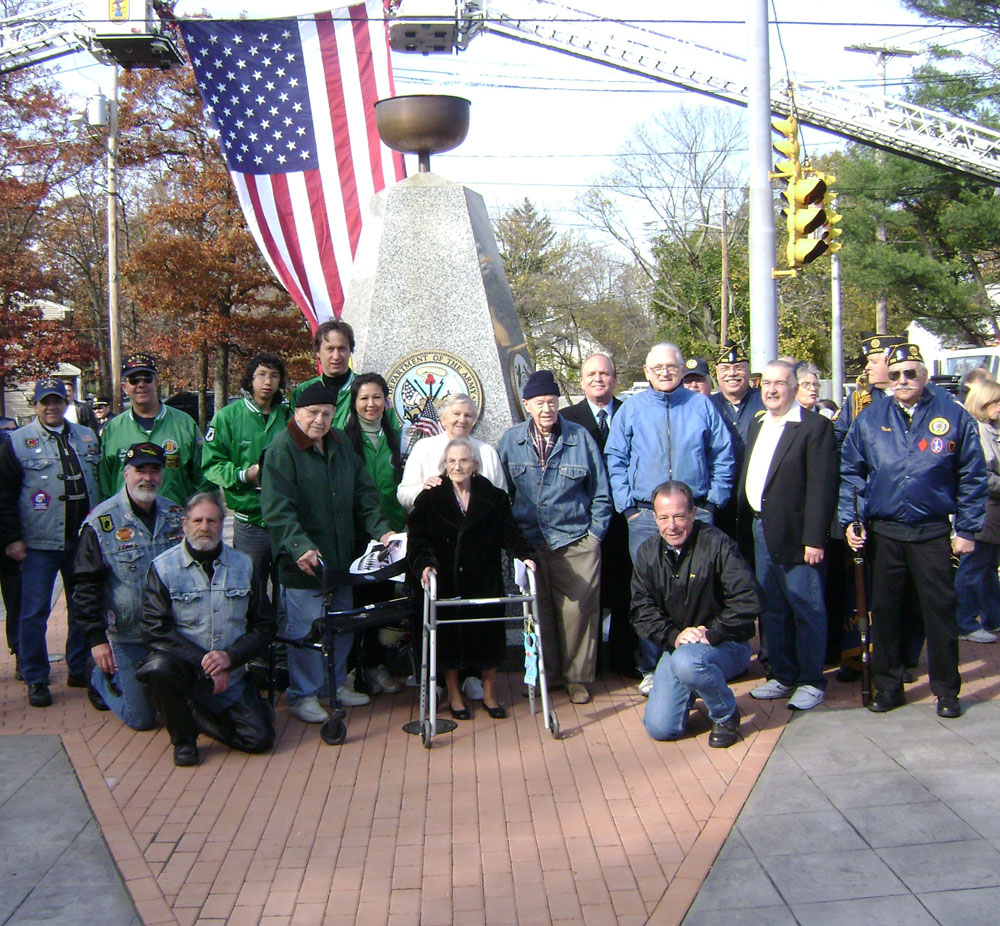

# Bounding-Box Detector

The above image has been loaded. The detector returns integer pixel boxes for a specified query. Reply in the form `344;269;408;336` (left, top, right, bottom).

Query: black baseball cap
123;442;166;468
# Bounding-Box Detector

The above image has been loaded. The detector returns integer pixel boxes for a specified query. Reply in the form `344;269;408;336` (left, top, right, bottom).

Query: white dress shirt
744;403;802;513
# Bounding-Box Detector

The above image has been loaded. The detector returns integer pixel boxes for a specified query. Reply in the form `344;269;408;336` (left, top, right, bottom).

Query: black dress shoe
836;665;861;683
868;689;906;713
173;743;200;767
66;672;89;688
484;703;507;719
28;683;52;708
937;697;961;718
87;684;110;712
708;706;740;748
449;704;471;720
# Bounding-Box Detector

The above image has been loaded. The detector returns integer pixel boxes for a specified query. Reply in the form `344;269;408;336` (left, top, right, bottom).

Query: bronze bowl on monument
375;94;471;172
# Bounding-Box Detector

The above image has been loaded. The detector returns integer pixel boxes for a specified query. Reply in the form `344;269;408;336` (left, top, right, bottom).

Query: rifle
852;488;872;706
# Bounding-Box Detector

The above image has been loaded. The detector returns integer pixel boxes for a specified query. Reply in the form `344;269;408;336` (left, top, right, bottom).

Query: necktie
597;408;608;439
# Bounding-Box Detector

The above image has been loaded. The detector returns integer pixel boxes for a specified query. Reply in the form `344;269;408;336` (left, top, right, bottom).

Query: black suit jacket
737;407;837;565
561;397;622;452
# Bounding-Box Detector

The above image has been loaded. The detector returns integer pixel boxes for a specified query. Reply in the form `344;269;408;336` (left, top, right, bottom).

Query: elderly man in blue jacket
605;342;736;690
498;371;612;705
840;343;987;718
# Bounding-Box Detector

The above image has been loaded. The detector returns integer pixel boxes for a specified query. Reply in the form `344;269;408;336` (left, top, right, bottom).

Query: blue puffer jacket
497;418;611;551
604;386;735;513
838;383;987;539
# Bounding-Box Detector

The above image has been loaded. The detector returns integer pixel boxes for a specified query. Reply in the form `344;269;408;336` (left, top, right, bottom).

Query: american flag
178;3;405;331
408;396;444;444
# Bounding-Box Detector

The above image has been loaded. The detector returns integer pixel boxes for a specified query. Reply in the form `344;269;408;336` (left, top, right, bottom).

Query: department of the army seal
386;350;484;433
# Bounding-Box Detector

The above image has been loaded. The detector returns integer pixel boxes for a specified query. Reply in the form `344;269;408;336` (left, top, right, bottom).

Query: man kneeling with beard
138;491;276;766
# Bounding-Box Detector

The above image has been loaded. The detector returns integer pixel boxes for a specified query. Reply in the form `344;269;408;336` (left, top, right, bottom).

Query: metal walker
404;565;561;748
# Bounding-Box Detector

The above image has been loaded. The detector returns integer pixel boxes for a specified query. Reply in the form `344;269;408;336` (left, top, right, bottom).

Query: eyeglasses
799;382;820;391
888;368;919;382
126;373;154;386
648;364;681;375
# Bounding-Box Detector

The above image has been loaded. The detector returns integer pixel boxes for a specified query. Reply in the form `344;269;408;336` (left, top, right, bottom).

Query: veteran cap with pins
122;353;157;376
682;358;711;380
715;340;749;366
124;441;166;468
32;378;67;402
860;333;906;358
886;343;924;366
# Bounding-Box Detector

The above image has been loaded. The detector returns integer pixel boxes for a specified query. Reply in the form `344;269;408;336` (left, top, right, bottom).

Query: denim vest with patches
150;541;254;683
84;489;185;642
11;418;100;550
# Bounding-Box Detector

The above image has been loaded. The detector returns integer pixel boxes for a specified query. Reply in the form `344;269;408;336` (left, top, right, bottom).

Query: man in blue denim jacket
498;371;612;704
139;492;275;766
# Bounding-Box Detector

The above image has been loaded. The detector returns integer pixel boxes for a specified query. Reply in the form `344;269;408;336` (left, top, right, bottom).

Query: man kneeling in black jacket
139;492;275;767
631;481;759;748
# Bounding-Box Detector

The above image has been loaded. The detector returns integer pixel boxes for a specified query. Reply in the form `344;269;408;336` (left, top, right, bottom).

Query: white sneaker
959;629;998;644
368;665;402;694
638;672;655;697
336;684;371;707
750;679;795;700
462;676;484;701
788;685;825;711
288;695;328;723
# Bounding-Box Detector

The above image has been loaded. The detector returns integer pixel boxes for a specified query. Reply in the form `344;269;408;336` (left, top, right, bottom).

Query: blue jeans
753;519;827;689
282;586;352;701
90;637;157;730
643;640;750;740
955;541;1000;633
18;547;89;685
628;506;715;673
233;519;279;616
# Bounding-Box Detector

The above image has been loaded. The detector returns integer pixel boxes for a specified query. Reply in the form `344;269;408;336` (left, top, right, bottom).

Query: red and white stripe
229;2;404;331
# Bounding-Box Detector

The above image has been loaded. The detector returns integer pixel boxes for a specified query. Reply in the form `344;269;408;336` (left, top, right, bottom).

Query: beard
130;484;159;505
186;533;220;552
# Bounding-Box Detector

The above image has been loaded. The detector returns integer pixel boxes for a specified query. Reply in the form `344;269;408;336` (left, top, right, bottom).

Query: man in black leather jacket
631;481;759;748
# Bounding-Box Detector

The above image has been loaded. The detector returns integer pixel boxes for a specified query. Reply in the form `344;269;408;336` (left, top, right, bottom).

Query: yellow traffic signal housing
780;167;844;270
771;115;800;179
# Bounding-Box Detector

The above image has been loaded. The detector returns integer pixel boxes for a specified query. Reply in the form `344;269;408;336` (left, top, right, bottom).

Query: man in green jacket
99;354;210;505
289;319;356;429
261;382;393;723
203;352;291;610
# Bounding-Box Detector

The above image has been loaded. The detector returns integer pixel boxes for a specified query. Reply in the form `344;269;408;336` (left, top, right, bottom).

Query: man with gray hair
605;342;735;690
738;361;837;711
138;492;276;766
840;344;987;718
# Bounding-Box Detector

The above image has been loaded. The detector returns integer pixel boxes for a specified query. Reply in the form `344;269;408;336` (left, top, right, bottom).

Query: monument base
344;172;532;447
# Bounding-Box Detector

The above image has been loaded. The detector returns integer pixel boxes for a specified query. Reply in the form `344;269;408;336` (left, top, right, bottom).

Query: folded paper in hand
349;533;407;575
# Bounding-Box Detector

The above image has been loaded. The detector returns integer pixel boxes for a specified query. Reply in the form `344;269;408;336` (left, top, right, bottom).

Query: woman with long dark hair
343;373;408;695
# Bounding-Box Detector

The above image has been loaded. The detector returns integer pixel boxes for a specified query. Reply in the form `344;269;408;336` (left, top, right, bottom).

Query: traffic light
783;169;843;268
771;115;799;179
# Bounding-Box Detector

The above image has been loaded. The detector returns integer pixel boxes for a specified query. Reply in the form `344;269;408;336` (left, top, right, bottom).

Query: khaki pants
534;533;601;685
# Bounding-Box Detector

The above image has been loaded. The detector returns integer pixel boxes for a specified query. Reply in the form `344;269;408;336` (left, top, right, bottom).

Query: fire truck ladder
389;0;1000;185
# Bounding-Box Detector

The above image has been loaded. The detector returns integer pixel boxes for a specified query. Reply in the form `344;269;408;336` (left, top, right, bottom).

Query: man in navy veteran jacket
840;343;987;718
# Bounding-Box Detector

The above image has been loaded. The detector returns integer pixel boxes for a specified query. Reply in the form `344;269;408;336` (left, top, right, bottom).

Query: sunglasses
126;372;154;385
888;368;920;382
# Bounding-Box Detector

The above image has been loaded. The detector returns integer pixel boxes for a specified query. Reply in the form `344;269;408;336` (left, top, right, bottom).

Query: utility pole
107;67;121;413
720;189;730;345
747;0;778;371
845;44;917;334
831;252;843;404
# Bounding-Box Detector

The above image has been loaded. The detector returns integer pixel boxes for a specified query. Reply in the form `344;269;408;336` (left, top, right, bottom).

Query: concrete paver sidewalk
685;654;1000;925
0;734;139;925
3;588;999;925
